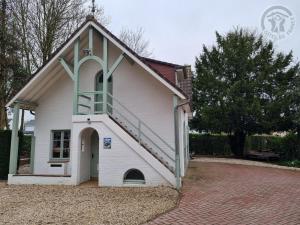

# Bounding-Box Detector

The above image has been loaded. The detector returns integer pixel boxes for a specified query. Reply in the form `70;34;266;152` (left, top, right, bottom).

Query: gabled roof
7;16;187;107
142;57;184;85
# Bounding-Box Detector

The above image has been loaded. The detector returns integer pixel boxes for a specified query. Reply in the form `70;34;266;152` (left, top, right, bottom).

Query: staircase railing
107;93;175;168
76;91;175;170
77;91;103;114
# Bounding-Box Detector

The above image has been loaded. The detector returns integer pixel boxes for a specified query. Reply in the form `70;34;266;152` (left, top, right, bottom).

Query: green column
9;103;20;174
30;135;35;174
73;38;80;115
173;95;181;189
103;37;108;113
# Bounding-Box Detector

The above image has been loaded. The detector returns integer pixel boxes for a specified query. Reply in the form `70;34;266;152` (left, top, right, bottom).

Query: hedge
189;133;232;156
0;130;31;179
190;133;300;161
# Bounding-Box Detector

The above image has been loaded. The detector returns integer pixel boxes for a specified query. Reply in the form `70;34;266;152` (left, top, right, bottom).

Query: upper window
51;130;70;159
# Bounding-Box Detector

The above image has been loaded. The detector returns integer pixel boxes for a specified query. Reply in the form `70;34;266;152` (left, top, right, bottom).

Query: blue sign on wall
103;138;111;149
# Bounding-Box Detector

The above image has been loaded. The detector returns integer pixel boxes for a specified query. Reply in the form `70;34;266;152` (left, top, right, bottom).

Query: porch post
102;36;108;114
9;102;20;174
30;135;35;174
173;95;181;189
73;38;80;115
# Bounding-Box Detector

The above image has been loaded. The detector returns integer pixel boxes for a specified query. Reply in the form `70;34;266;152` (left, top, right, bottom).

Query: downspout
174;97;190;190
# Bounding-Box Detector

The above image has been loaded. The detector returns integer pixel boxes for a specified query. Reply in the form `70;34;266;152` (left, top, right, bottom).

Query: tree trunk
0;106;7;129
229;130;246;158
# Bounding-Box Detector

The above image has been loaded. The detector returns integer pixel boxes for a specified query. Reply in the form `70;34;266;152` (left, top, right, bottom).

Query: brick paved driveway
148;160;300;225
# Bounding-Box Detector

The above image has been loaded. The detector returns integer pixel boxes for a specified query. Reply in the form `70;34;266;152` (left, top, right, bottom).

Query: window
123;169;145;184
51;130;70;159
95;70;113;114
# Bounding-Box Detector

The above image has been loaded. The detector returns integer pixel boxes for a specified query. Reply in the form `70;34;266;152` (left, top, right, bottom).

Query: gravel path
0;182;178;225
194;157;300;171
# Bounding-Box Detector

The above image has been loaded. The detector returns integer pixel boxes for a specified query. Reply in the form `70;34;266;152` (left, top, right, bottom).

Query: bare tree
11;0;109;68
119;27;153;57
0;0;109;129
0;0;29;129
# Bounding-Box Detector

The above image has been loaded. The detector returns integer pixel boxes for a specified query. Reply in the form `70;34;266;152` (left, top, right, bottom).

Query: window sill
123;179;145;185
48;159;70;163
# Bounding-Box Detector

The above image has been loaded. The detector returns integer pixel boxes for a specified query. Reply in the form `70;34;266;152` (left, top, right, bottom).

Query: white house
6;16;192;188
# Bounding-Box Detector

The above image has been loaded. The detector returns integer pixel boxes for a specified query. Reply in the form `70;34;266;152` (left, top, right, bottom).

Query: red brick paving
147;161;300;225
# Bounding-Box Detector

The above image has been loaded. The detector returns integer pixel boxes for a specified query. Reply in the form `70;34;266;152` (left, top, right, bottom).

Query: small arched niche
123;169;145;184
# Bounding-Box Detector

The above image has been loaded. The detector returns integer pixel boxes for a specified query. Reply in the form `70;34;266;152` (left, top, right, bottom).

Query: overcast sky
97;0;299;66
22;0;300;122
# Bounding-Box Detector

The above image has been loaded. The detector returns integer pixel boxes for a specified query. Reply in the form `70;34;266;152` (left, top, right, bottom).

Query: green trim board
73;38;80;114
102;36;108;113
107;53;125;78
173;95;181;190
59;27;127;115
59;58;74;80
88;27;93;54
30;135;35;174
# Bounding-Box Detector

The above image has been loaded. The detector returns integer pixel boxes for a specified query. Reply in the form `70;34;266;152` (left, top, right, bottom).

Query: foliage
0;130;29;179
192;28;300;156
189;133;232;156
278;160;300;168
0;0;30;129
0;130;11;179
10;0;109;67
190;133;300;162
1;0;109;129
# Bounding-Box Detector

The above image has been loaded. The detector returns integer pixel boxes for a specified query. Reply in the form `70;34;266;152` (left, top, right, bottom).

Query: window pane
53;140;61;148
64;131;70;140
63;148;70;158
52;140;61;158
53;131;61;140
51;130;70;159
64;140;69;148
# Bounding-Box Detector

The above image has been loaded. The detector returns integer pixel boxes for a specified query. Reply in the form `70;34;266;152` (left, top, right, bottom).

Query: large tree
11;0;109;67
0;0;29;129
0;0;109;129
192;28;300;157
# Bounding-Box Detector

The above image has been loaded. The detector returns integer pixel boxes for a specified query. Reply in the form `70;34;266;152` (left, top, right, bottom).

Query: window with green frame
51;130;71;159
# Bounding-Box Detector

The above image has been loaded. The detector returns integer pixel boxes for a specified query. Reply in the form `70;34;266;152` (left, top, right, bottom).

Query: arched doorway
79;128;99;183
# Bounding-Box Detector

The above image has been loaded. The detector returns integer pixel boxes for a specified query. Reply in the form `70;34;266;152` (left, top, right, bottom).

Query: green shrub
278;160;300;168
0;130;12;179
190;133;300;161
189;133;232;156
0;130;30;179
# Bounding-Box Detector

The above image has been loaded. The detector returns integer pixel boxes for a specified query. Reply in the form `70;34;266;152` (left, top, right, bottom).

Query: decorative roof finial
91;0;95;16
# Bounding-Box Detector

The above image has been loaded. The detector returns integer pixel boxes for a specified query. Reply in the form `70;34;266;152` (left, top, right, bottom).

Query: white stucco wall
34;74;73;175
31;29;179;185
71;115;174;187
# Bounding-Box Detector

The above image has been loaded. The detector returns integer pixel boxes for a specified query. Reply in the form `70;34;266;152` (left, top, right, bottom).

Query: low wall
7;174;74;185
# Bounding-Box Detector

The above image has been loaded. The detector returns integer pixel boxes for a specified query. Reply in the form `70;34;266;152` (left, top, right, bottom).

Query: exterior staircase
109;115;175;173
77;92;176;174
